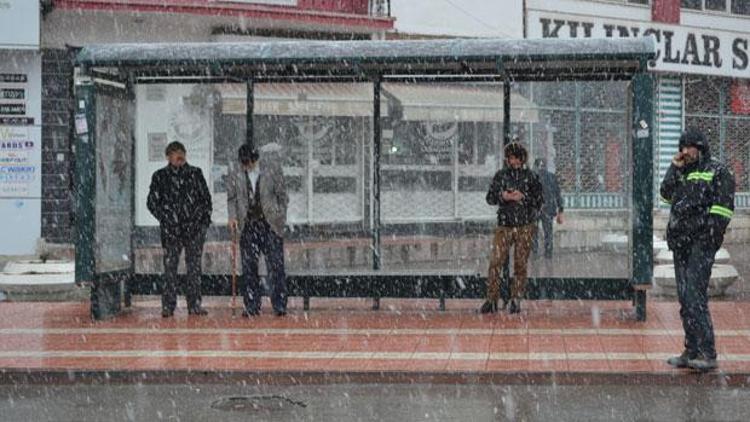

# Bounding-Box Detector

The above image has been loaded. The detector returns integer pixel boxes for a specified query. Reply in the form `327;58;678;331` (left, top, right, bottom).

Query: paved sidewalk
1;298;749;382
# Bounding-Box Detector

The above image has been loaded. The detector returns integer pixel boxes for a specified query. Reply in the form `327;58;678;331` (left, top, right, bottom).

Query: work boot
479;300;498;314
687;355;718;372
666;350;694;368
509;299;521;314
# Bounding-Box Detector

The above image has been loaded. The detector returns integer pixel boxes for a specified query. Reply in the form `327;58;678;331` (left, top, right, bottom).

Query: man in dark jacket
532;158;564;258
147;141;212;317
661;128;735;371
481;142;543;314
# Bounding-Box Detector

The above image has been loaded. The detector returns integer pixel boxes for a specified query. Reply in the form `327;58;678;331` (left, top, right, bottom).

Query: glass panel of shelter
94;90;134;274
510;81;632;279
127;78;636;279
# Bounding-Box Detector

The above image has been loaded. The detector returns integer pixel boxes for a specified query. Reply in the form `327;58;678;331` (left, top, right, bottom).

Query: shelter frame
73;37;656;320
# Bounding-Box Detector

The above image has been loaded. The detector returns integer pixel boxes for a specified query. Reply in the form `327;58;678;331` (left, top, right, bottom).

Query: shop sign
0;126;39;197
0;72;32;123
527;8;750;79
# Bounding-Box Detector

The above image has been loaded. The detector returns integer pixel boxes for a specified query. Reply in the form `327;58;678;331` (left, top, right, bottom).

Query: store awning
219;83;538;122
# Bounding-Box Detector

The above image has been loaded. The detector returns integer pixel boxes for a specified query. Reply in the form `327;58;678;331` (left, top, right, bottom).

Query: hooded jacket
660;138;735;251
486;144;544;227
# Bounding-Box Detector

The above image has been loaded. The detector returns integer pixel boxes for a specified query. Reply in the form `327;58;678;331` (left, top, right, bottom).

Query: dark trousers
532;216;554;257
673;240;717;360
240;219;287;313
162;228;206;312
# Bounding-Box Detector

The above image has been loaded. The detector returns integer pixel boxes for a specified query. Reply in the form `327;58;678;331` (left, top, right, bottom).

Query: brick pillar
41;49;75;245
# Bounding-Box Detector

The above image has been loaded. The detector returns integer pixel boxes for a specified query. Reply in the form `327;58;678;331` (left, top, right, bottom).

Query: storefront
526;0;750;208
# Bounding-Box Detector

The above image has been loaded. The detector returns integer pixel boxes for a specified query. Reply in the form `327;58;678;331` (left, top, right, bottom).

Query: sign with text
0;74;27;83
0;0;40;49
0;88;24;100
527;9;750;79
0;104;25;115
0;125;41;198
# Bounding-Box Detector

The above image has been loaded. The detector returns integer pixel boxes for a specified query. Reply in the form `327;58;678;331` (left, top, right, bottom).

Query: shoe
161;309;174;318
666;350;694;368
242;309;259;318
479;301;498;314
188;307;208;316
274;310;287;317
509;300;521;314
687;356;718;372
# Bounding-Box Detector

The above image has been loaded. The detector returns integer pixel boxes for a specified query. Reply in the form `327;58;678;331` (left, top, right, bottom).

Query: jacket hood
679;128;710;156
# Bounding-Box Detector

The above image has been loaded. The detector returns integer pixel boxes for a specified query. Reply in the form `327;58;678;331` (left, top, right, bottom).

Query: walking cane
230;226;238;317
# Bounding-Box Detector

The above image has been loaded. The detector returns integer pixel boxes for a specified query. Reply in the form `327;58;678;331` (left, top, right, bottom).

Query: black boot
687;355;718;372
666;350;695;368
479;300;498;314
188;306;208;316
509;299;521;314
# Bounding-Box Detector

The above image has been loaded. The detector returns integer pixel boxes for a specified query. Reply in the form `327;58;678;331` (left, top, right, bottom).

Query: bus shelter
73;37;657;320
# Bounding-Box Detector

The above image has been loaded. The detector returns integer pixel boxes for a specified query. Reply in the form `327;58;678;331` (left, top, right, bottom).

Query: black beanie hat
504;142;528;164
238;144;259;163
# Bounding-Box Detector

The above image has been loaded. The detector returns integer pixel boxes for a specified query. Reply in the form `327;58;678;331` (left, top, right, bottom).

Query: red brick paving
1;298;750;377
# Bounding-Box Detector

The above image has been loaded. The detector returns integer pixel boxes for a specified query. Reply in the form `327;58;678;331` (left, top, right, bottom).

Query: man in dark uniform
532;158;564;258
481;142;544;314
147;141;212;317
661;128;735;371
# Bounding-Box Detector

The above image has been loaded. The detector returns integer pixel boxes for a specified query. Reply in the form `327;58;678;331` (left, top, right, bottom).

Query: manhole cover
211;395;307;413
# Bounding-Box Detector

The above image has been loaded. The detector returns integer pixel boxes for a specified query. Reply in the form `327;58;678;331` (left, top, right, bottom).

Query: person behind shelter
661;128;735;372
481;142;543;314
147;141;212;318
532;158;563;258
227;143;289;317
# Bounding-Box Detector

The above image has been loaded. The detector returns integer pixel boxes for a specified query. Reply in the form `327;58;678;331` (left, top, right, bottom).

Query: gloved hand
706;215;729;251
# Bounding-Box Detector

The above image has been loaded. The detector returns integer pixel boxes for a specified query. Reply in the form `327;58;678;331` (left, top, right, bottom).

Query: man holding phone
482;142;543;314
661;128;735;371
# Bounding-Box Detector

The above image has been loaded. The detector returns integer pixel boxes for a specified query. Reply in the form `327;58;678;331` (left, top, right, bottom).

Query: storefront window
732;0;750;14
682;0;703;9
706;0;727;11
685;77;750;193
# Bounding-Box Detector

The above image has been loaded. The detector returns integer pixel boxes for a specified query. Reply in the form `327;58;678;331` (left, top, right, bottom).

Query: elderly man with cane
227;144;289;317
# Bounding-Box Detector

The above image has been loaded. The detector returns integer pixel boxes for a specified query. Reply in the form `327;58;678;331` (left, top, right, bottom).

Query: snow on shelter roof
75;37;656;81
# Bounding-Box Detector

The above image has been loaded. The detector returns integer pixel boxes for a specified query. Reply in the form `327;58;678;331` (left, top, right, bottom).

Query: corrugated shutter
655;76;683;205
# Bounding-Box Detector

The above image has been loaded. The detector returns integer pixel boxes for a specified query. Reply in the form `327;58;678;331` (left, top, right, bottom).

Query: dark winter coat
537;169;563;218
660;153;735;251
486;166;544;227
147;163;212;246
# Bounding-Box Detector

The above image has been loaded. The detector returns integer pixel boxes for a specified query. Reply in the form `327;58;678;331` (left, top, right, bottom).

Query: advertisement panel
0;51;41;254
